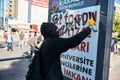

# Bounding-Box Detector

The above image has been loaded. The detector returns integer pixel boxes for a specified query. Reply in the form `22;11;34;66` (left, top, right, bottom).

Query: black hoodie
40;22;91;80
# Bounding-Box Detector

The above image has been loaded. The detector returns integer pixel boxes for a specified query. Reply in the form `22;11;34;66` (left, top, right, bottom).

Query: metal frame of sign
96;0;114;80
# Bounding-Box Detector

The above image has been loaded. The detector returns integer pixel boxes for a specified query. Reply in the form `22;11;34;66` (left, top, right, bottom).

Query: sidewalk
0;40;120;80
109;54;120;80
0;41;30;80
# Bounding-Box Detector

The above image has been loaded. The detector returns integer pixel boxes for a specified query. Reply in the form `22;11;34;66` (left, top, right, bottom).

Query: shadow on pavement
0;59;30;80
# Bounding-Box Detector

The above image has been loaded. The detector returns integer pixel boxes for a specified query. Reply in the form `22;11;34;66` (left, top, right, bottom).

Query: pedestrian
24;31;29;46
36;32;43;49
28;31;32;39
18;31;25;49
112;32;119;55
3;32;7;42
26;20;95;80
110;32;119;68
28;32;38;56
6;32;13;51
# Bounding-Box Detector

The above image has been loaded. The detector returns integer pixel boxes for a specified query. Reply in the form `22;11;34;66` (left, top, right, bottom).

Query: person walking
110;32;119;68
26;20;96;80
6;32;13;51
28;32;38;56
18;31;25;49
24;31;29;46
36;32;43;49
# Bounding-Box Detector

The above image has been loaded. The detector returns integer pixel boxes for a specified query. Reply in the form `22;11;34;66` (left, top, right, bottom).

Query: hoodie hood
40;22;59;39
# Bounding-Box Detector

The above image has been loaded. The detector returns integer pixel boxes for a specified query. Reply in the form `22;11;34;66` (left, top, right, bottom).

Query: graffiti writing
51;10;97;36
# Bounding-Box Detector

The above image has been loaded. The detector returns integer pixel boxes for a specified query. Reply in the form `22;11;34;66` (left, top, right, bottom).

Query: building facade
0;0;4;27
4;0;49;30
114;3;120;19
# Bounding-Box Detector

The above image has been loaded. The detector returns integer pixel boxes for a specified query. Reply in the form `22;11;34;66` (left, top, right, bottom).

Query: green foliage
112;18;120;32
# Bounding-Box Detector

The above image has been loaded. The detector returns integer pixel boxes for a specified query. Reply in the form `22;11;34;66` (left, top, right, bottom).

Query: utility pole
28;0;31;23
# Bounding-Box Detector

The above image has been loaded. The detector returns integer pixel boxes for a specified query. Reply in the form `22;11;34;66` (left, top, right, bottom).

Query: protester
18;31;25;49
26;19;96;80
6;32;13;51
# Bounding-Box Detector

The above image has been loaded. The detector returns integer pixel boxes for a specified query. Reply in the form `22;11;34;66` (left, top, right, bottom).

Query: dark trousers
7;42;13;51
30;46;38;55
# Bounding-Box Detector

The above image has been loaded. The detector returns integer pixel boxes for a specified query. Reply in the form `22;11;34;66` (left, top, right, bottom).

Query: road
0;41;30;80
0;41;120;80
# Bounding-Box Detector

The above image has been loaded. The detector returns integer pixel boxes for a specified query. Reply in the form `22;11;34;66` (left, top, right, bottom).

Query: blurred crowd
0;30;43;55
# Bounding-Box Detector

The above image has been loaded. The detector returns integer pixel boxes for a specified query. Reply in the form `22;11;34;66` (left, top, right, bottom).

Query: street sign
48;0;114;80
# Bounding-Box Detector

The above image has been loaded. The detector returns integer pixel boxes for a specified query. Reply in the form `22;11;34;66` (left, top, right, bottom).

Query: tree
113;18;120;32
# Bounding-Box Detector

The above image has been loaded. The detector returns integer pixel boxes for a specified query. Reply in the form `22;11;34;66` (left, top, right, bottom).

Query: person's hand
89;25;94;29
87;19;96;29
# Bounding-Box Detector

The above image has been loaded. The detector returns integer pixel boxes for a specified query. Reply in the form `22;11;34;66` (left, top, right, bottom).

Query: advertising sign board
25;0;49;8
32;0;49;8
48;0;114;80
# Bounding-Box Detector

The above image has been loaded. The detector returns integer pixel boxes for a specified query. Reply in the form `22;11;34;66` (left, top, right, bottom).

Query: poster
50;5;100;80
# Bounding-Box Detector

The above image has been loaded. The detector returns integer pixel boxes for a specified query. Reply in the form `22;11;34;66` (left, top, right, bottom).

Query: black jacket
40;22;91;80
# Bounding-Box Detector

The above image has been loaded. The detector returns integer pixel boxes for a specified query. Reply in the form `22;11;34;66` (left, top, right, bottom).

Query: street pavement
0;41;30;80
109;54;120;80
0;41;120;80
